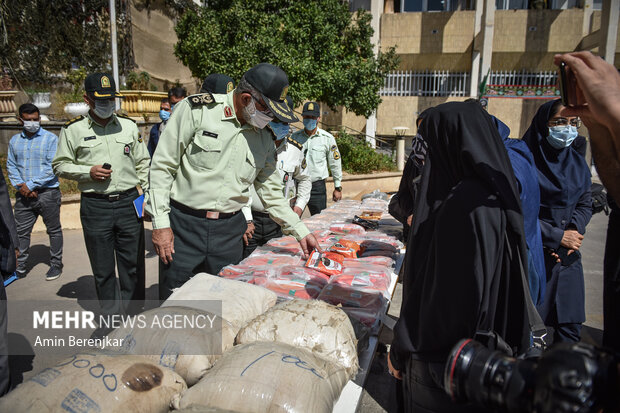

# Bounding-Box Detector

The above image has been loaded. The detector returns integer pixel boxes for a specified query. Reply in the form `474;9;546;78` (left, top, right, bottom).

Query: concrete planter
120;90;167;116
0;91;18;118
64;102;90;117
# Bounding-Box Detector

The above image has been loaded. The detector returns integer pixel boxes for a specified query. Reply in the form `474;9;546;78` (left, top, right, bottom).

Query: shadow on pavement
55;275;98;310
20;244;52;272
581;324;603;347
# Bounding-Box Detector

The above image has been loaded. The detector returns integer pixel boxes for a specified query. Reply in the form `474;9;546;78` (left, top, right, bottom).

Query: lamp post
393;126;409;171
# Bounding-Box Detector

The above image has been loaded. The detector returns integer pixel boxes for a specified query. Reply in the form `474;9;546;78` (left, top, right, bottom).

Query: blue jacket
148;122;164;157
522;100;591;324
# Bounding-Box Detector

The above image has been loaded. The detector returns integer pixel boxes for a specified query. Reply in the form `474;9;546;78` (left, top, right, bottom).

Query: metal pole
110;0;120;109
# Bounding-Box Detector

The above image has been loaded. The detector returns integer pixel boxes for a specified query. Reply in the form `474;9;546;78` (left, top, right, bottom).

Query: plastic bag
171;342;349;413
236;300;359;379
318;283;386;324
305;250;343;276
218;265;273;280
329;273;391;298
239;253;302;267
344;256;395;268
328;239;362;259
264;236;304;256
108;306;236;386
0;352;187;413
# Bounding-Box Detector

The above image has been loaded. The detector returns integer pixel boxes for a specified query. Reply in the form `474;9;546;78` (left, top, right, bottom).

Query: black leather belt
82;188;137;202
251;210;271;218
171;199;239;220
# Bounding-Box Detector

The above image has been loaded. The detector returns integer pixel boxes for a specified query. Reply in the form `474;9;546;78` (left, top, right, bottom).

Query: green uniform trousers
159;202;246;300
242;211;283;259
80;189;145;315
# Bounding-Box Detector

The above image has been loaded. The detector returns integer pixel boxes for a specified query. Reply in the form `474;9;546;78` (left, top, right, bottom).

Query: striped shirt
7;127;59;190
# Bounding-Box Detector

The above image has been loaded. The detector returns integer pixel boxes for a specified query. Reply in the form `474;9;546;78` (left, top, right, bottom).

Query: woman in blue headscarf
491;116;546;305
522;99;592;343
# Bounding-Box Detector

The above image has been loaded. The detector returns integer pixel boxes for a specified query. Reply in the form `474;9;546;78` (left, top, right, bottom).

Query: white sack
0;352;186;413
171;342;349;413
107;306;236;386
236;299;359;379
163;273;277;331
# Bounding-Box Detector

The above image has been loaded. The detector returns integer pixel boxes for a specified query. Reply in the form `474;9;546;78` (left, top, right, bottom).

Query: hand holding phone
102;163;111;170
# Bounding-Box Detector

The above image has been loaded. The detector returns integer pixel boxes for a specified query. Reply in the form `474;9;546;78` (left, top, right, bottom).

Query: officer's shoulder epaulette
287;136;303;150
188;92;215;107
116;113;136;123
63;115;84;128
288;133;306;147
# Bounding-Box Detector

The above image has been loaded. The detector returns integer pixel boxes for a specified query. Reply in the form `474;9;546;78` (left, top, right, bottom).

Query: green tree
174;0;399;117
0;0;134;86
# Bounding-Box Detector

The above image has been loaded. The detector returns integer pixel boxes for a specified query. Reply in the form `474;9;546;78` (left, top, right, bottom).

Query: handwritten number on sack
281;355;324;379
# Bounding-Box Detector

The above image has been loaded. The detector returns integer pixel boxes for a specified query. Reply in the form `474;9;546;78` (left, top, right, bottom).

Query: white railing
380;70;471;97
487;70;558;87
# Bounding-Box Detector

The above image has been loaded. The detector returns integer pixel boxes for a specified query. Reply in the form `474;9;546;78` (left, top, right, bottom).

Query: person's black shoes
45;266;62;281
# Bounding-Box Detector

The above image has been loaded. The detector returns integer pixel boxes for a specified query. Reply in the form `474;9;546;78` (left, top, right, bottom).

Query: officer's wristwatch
335;187;342;191
246;220;254;224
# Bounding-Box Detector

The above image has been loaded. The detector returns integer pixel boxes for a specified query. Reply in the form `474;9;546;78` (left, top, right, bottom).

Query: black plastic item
353;215;379;230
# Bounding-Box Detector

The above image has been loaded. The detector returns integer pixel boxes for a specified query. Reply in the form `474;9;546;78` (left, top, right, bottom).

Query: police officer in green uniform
53;73;150;315
147;63;320;300
290;101;343;215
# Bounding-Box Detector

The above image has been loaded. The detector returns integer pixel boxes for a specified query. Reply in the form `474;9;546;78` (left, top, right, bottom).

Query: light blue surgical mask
303;118;318;131
159;110;171;122
546;125;578;149
269;121;290;141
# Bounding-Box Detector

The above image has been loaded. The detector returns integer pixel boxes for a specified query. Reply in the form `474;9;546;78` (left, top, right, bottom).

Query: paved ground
3;211;609;412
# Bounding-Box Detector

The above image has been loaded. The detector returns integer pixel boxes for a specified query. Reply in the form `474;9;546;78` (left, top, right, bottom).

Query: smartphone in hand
102;163;112;170
559;62;579;107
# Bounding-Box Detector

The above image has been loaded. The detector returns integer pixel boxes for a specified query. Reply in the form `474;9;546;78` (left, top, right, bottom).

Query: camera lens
445;339;536;411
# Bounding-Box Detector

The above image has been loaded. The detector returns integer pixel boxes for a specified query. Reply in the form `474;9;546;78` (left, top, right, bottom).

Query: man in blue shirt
7;103;63;280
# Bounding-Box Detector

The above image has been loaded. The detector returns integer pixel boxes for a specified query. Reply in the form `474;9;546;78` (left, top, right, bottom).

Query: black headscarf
521;99;590;209
391;102;531;367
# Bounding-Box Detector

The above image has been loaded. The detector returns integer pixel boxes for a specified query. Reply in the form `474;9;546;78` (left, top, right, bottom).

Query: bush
335;130;396;174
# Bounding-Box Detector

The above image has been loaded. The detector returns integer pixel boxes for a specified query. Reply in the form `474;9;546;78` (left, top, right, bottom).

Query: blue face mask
269;121;290;141
303;118;318;131
159;110;171;122
170;103;176;112
546;125;578;149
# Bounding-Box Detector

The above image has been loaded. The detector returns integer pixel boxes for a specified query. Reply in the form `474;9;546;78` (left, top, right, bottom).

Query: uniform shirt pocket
240;151;257;185
76;139;103;163
186;132;222;170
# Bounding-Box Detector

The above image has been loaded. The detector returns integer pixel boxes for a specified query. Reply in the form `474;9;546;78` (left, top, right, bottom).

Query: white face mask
243;98;272;129
93;99;116;119
23;120;40;133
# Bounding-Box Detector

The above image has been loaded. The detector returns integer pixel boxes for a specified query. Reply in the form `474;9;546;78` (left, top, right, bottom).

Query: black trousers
307;179;327;216
604;207;620;351
14;188;63;270
80;190;145;315
243;211;282;259
159;203;246;300
0;279;8;396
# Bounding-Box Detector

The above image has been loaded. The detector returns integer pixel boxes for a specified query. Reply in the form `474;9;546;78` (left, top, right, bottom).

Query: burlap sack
171;342;349;413
0;352;186;412
163;273;277;331
236;299;359;379
107;306;236;386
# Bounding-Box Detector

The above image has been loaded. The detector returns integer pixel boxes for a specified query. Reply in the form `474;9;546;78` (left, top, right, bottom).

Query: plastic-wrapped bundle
218;265;273;280
163;273;277;332
0;352;187;413
253;266;329;300
329;222;366;235
238;253;302;268
108;307;236;386
343;256;395;268
318;283;386;327
305;250;344;276
328;273;391;299
171;342;349;413
327;239;363;258
264;236;304;256
236;300;359;379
